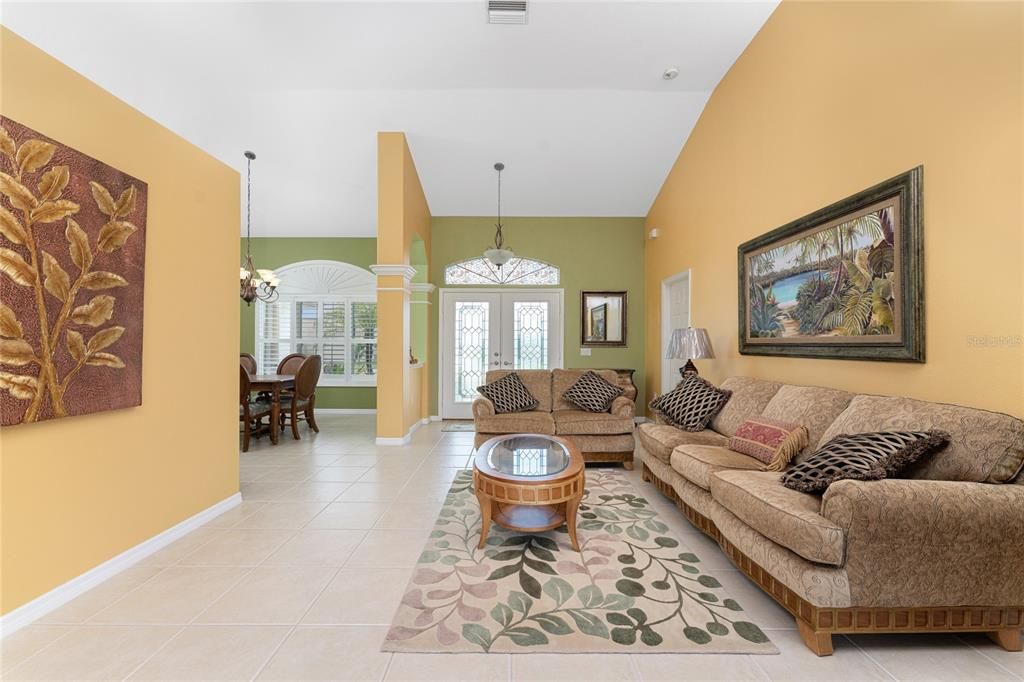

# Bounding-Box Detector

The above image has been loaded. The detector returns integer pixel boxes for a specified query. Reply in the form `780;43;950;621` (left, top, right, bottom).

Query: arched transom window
255;260;377;386
444;257;560;286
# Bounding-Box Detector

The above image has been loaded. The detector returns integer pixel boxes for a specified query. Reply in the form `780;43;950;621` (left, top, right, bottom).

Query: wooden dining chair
240;364;272;452
280;354;321;440
276;353;306;375
240;353;257;375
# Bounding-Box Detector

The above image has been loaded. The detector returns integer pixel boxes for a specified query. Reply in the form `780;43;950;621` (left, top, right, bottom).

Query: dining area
239;352;322;452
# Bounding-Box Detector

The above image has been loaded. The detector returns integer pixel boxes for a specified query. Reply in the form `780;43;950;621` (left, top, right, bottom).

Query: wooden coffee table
473;433;586;552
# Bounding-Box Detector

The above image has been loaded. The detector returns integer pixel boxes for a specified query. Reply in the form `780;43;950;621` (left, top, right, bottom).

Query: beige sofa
473;369;637;468
639;376;1024;656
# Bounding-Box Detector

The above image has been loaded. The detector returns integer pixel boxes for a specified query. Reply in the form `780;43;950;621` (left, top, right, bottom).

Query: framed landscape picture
738;167;923;362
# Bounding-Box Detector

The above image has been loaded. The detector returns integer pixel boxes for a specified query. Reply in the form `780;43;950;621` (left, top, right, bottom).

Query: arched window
255;260;377;386
444;257;560;286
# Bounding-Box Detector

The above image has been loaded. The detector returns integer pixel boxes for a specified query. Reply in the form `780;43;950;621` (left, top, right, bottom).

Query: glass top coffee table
472;434;586;552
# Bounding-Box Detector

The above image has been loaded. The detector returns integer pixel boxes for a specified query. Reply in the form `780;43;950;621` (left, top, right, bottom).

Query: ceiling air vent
488;0;528;25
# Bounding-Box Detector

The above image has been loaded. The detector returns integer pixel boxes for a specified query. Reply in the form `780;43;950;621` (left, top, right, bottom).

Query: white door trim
438;288;564;419
660;269;692;395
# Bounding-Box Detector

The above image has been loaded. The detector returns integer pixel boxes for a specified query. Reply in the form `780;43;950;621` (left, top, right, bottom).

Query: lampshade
666;327;715;360
484;247;515;267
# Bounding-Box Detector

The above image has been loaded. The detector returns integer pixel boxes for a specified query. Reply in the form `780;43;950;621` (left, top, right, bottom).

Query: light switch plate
580;348;592;356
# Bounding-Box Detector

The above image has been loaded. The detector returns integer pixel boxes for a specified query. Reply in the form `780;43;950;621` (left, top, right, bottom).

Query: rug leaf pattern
383;469;776;654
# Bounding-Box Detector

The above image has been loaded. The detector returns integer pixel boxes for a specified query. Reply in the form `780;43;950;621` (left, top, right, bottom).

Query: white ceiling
1;1;777;237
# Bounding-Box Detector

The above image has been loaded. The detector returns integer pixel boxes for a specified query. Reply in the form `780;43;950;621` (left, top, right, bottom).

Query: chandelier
239;151;279;305
483;162;514;268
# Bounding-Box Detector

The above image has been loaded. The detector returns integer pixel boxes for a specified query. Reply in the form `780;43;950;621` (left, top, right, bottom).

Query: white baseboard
0;492;242;639
375;417;426;446
315;408;377;415
429;415;442;422
634;416;651;424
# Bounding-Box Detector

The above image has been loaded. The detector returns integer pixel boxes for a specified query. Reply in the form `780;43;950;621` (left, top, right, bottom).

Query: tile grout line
213;440;368;682
118;561;264;681
119;471;317;682
246;563;349;681
1;624;80;678
626;652;644;681
956;634;1024;681
746;647;777;682
118;625;188;681
31;559;173;627
842;634;901;681
377;651;396;682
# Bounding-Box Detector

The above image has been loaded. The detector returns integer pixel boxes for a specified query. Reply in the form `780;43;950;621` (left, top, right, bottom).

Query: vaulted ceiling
2;1;777;236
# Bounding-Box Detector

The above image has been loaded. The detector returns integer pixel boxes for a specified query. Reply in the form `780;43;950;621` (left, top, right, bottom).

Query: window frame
255;293;378;388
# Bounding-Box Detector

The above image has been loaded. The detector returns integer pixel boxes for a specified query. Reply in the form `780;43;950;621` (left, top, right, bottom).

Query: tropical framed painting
738;167;923;362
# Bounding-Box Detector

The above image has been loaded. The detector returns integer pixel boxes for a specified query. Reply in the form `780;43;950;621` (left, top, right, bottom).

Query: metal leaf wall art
0;117;147;426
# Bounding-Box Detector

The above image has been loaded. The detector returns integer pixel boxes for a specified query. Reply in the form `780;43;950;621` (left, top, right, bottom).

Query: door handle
502;361;512;366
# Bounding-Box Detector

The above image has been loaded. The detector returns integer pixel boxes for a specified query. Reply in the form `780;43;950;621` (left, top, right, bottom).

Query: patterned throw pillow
649;374;732;432
728;418;810;471
781;430;951;494
562;371;625;413
476;373;539;414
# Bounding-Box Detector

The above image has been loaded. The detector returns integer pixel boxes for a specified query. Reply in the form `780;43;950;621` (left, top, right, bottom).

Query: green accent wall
429;217;646;415
240;237;378;409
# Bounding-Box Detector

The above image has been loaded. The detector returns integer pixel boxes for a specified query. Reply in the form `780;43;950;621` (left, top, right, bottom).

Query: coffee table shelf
472;433;585;551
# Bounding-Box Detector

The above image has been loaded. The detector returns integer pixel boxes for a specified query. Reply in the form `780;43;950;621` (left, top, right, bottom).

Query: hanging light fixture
239;151;279;305
483;162;515;268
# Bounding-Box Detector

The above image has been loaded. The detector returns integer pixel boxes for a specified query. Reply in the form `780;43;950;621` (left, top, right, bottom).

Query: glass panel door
454;301;492;403
441;290;563;419
441;293;501;419
512;300;549;369
500;292;559;373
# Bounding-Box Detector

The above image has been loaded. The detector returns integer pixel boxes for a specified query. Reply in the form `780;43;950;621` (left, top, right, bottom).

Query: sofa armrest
610;396;635;419
472;396;496;419
821;479;1024;606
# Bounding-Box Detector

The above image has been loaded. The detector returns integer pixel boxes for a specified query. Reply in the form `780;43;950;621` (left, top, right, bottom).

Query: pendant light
239;151;279;305
484;162;515;268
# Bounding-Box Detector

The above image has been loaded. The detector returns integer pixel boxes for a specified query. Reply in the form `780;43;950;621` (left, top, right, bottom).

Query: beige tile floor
3;414;1022;681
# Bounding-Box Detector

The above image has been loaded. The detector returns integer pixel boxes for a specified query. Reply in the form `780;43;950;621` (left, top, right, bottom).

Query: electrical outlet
580;347;592;357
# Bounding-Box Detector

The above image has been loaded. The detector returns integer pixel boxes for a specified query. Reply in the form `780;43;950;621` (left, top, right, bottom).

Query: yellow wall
0;29;240;614
645;1;1023;417
376;132;432;439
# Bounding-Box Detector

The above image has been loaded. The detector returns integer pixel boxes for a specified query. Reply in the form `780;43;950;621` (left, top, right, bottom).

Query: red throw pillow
728;418;809;471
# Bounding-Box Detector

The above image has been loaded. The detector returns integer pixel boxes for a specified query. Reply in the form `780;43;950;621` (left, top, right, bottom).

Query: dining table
248;373;295;445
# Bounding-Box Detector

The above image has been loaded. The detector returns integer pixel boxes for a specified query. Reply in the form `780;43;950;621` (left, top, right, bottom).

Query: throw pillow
781;430;951;494
562;370;625;413
648;374;732;432
728;418;810;471
477;373;539;414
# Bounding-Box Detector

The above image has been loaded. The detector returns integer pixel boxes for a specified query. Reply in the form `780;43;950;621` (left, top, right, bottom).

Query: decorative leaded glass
444;257;559;286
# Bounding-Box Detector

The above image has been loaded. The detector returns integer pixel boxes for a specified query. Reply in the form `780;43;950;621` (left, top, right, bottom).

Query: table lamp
666;327;714;376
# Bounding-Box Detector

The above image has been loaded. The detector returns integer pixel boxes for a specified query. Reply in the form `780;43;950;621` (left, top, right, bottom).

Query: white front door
661;270;691;393
440;289;563;419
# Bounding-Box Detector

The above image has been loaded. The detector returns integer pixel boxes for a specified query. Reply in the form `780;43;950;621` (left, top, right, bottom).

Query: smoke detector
488;0;528;24
663;67;680;81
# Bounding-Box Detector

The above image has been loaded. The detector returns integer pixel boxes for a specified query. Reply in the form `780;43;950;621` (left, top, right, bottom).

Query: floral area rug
383;469;777;654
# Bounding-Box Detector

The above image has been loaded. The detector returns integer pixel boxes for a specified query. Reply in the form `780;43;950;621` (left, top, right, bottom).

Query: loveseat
638;376;1024;655
473;369;636;468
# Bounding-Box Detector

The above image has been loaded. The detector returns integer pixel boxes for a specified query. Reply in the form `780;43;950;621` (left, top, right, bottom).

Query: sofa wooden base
584;451;634;469
640;463;1024;656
